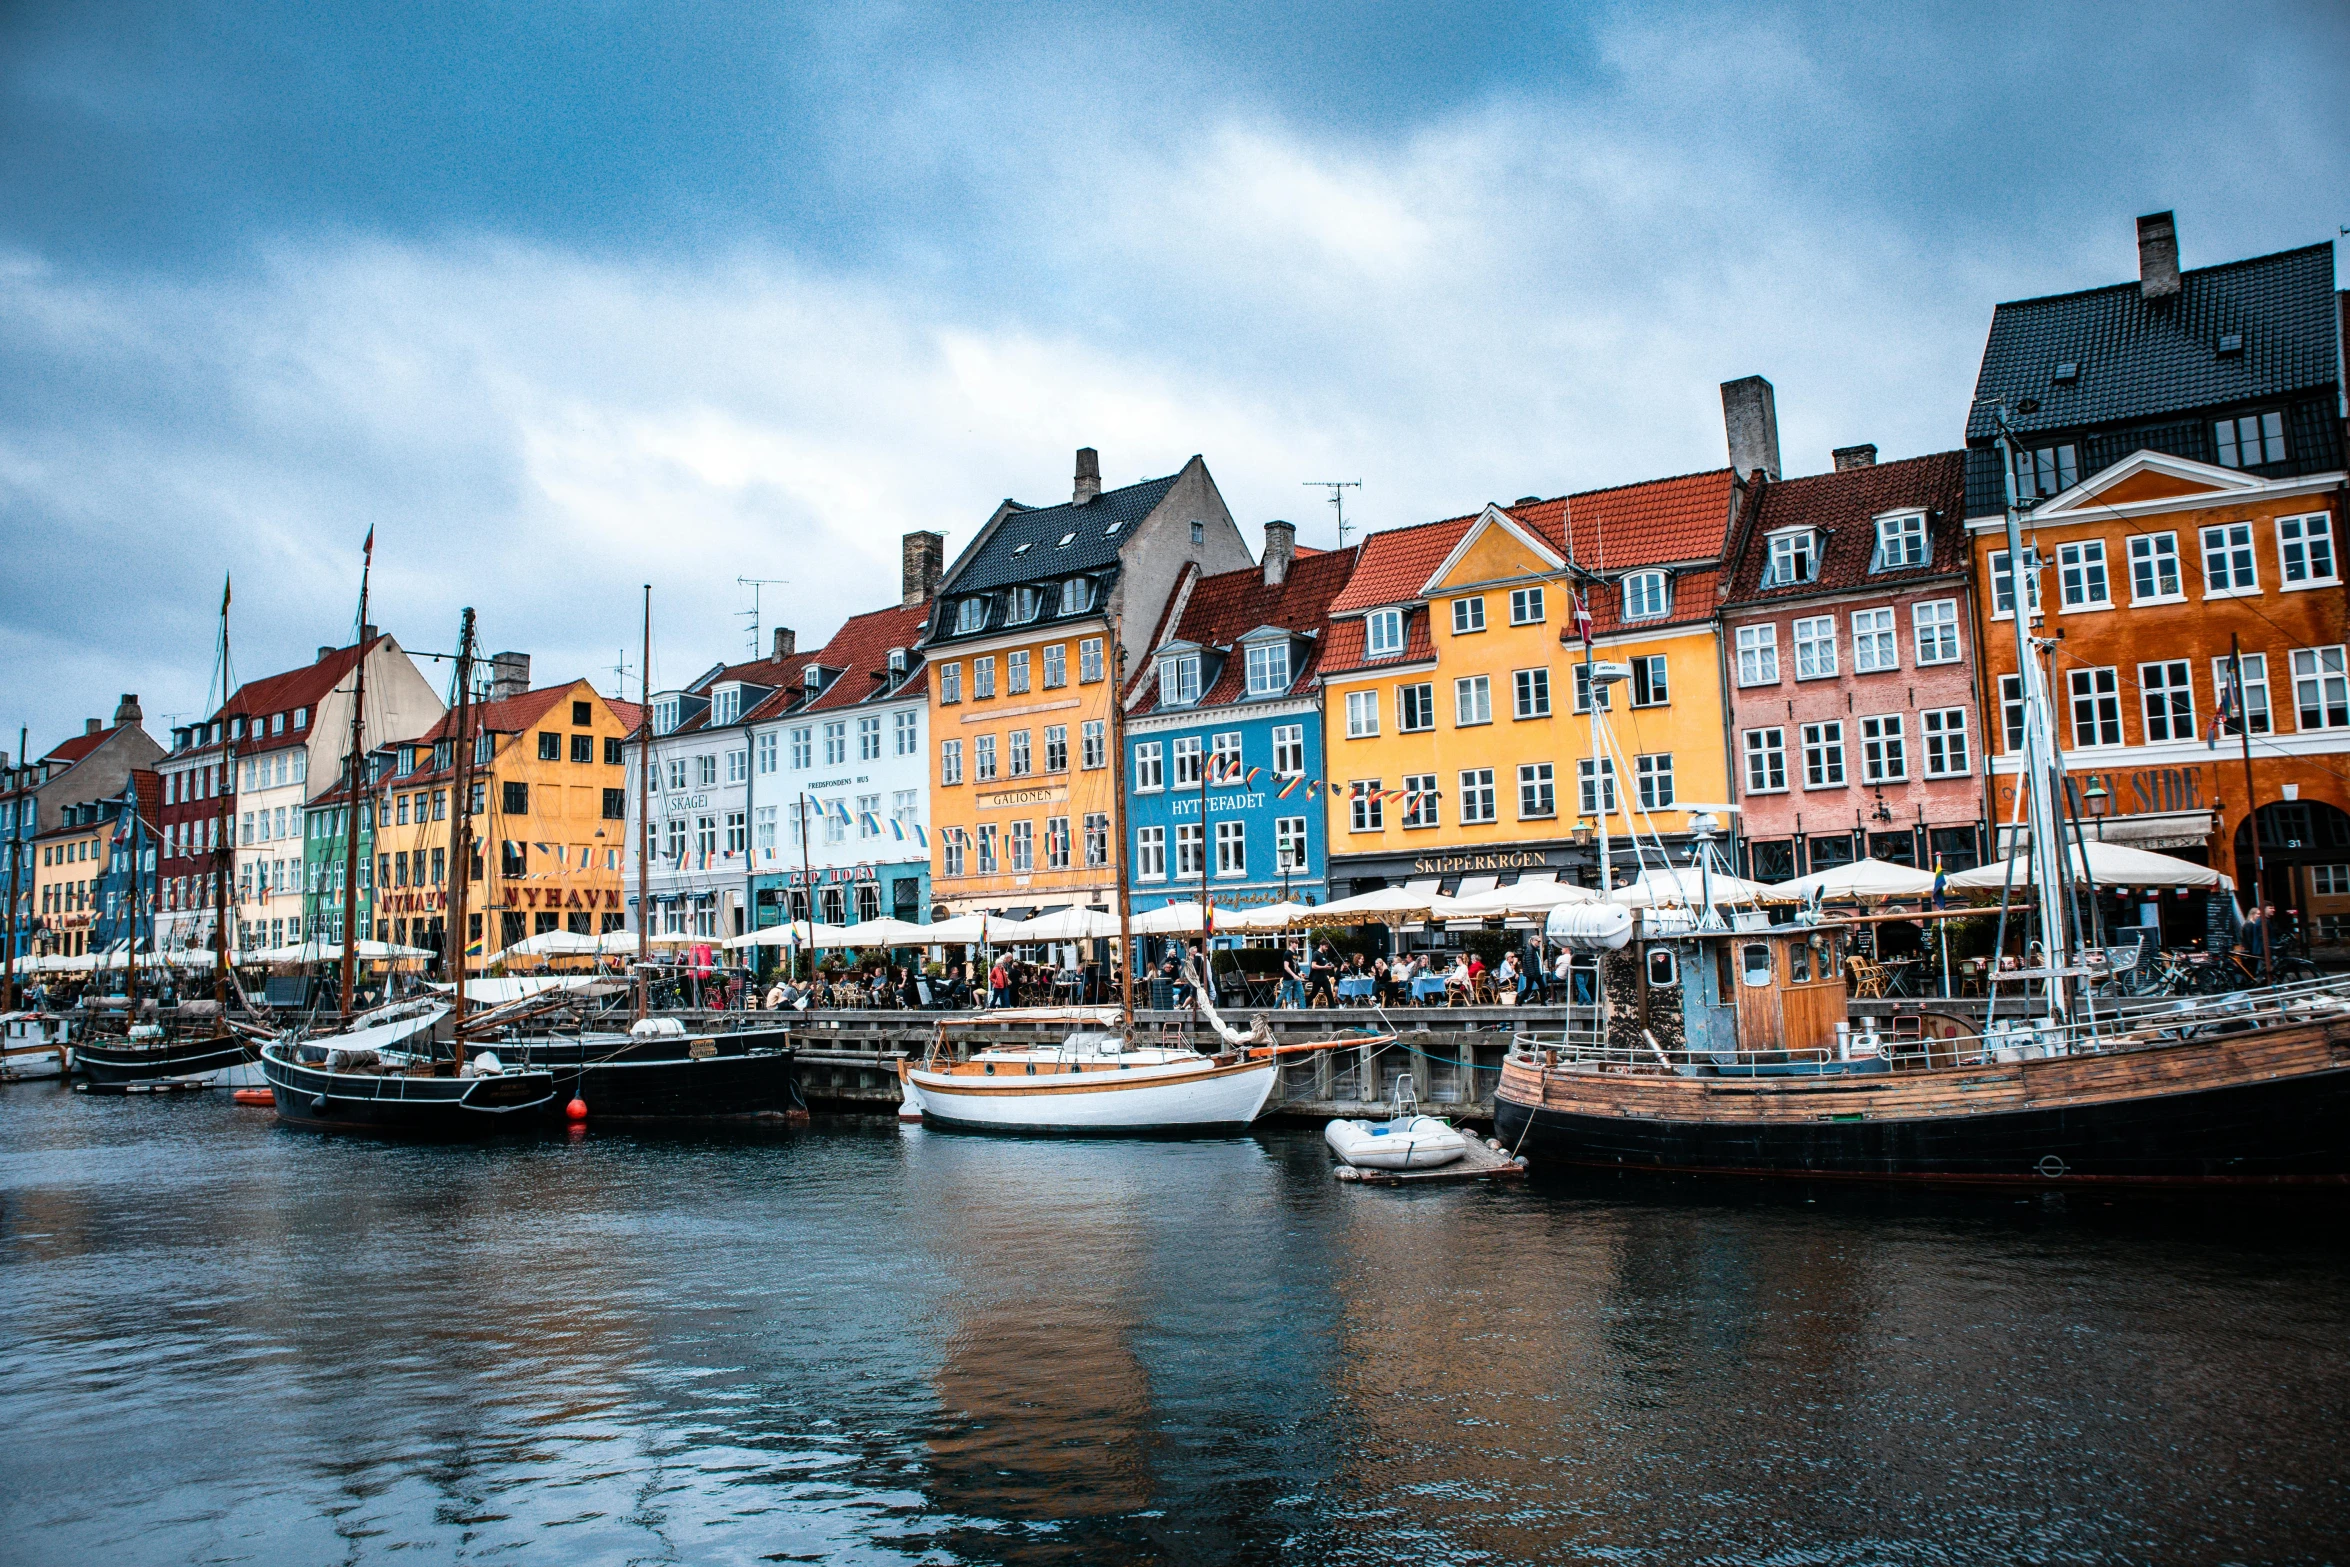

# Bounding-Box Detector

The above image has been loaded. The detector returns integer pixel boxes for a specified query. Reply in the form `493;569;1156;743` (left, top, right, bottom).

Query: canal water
2;1087;2346;1565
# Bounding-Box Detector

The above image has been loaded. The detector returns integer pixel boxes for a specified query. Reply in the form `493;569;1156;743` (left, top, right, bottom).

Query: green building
302;779;375;944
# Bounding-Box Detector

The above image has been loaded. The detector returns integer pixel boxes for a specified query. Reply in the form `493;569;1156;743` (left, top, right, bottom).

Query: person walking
1307;942;1337;1008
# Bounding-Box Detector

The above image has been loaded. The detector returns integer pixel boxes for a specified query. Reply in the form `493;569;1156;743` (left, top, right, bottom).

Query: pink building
1717;447;1984;881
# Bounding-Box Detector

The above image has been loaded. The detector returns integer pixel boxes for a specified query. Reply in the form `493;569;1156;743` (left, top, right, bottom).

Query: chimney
772;626;796;659
360;623;377;642
113;693;142;724
1262;520;1296;589
317;645;335;663
1721;375;1780;482
1072;446;1102;506
2137;211;2180;302
1832;444;1878;471
487;651;530;702
85;718;101;736
901;530;944;607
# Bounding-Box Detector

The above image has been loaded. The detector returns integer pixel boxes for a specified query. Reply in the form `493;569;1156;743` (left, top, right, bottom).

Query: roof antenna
1302;480;1361;547
736;577;790;660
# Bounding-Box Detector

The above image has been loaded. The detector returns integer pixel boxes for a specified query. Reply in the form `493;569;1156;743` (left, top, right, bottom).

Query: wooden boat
260;1005;556;1136
899;1010;1278;1135
78;1025;254;1086
498;1019;802;1121
1;1013;73;1081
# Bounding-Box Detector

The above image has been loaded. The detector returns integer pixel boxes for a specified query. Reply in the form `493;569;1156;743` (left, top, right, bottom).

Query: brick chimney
772;626;796;659
901;530;944;607
1721;375;1780;482
1073;446;1102;506
113;693;142;724
316;646;335;663
2137;211;2180;302
1262;520;1296;589
1832;444;1878;471
85;718;101;736
487;651;530;702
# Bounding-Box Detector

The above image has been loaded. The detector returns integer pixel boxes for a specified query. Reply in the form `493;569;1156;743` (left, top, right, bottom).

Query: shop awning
1999;809;2215;854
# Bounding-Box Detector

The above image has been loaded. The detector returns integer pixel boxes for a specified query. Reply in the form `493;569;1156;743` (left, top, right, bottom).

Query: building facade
1125;524;1353;915
8;698;161;963
1719;446;1982;880
1963;214;2347;940
300;782;374;945
922;449;1254;917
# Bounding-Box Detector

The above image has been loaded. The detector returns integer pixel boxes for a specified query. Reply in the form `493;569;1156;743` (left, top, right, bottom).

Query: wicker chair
1846;955;1890;999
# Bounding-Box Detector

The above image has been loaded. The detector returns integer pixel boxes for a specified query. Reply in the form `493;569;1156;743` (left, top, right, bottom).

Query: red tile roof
40;725;120;767
1553;468;1736;570
1719;451;1968;605
1132;549;1362;714
803;602;932;713
1316;605;1438;679
223;638;384;727
418;685;568;743
1325;516;1474;614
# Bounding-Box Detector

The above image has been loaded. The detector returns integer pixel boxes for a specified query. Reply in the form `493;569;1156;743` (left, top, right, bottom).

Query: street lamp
2082;776;2110;840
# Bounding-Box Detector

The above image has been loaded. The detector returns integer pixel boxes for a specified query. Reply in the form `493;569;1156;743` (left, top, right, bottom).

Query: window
1794;616;1838;679
2316;865;2350;896
1801;721;1845;788
2012;443;2078;499
2130;533;2182;602
892;790;917;831
712;687;742;727
1008;729;1031;776
1079;638;1103;683
696;815;719;856
1509;586;1545;625
1922;709;1970;777
2214;411;2286;469
939;739;963;786
1859;715;1906;783
1872;513;1928;571
1245;641;1291;695
538;731;562;761
1044;724;1068;773
1455;675;1491;726
1175;823;1203;877
1046;816;1071;871
2212;654;2271;737
725;811;748;854
1401;772;1439;828
1744;728;1787;793
1852;608;1898;672
503;780;530;814
1571;663;1611;713
895;709;918;755
1621;571;1668;621
790;727;812;769
1215;820;1246;876
862;719;888;766
1366;608;1404;657
1736;625;1778;685
1988;549;2043;617
1457;767;1496;824
696;753;718;788
757;732;778;773
1345;689;1380;738
1008;650;1030;695
1349;781;1383;832
727;749;748;783
2068;667;2123;747
1634;754;1673;810
1190;519;1205;544
939;663;961;704
976;823;997;873
754;805;776;851
1009;588;1043;626
1272;724;1304;776
1763;530;1817;586
1081;720;1105;769
1133;741;1163;791
1518;762;1556;818
1084;813;1108;868
2292;647;2350;730
1397;683;1434;732
1451;596;1485;634
570;732;594;765
1999;674;2027;753
955;597;987;633
2278;514;2336;587
1136;826;1166;880
1913;600;1961;665
2057;540;2110;608
1061;577;1093;614
1009;820;1033;872
823;721;847;765
1512;668;1549;719
662;819;683;862
1042;644;1067;688
1576;758;1615;815
1172;736;1202;786
1275;816;1307;873
974;734;996;781
2140;661;2195;743
1630;655;1668;707
2202;523;2258;595
972;657;996;699
1159;654;1201;707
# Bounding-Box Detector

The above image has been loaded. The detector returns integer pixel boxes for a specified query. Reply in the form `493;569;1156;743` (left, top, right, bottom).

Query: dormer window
270;713;286;735
2052;362;2078;384
1622;571;1669;621
292;707;308;729
474;732;493;765
433;740;453;773
2214;412;2285;470
229;717;246;740
1244;641;1291;696
955;597;988;633
2012;443;2078;500
1009;586;1044;624
2217;332;2244;356
1060;577;1093;614
1871;512;1929;572
653;696;682;735
712;686;742;726
1159;653;1201;707
1366;608;1404;658
1762;530;1818;587
396;748;415;777
1011;542;1032;556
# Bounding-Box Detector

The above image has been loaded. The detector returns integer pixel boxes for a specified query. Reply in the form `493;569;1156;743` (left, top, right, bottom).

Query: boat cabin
1664;926;1850;1064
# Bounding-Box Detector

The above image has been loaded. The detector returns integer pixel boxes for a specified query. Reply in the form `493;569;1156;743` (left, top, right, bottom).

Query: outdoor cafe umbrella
1944;840;2234;893
1774;857;1940;901
1007;906;1125;942
1309;885;1475;924
721;921;862;949
1443;880;1600;920
1215;900;1319;932
1610;866;1791;908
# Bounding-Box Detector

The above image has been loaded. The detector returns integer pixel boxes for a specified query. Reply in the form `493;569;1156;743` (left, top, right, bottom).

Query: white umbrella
1611;866;1790;908
722;921;861;950
1311;885;1474;923
494;929;603;958
1774;857;1940;901
1945;840;2233;892
1011;906;1124;941
1445;881;1600;919
1130;901;1210;935
921;912;1029;944
1215;900;1319;932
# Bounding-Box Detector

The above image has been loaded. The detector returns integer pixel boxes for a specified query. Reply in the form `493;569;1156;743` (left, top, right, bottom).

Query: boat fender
1334;1165;1363;1182
566;1097;588;1122
310;1093;329;1113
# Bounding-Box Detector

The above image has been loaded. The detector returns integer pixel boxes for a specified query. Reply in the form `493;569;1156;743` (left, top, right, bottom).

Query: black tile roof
1964;243;2339;444
945;472;1180;595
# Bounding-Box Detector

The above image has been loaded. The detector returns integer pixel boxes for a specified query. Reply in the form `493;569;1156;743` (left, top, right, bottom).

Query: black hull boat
78;1034;254;1085
501;1027;801;1121
260;1008;555;1137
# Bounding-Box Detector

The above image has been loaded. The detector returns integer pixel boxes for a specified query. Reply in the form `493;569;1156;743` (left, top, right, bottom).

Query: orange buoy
565;1097;589;1122
232;1088;274;1106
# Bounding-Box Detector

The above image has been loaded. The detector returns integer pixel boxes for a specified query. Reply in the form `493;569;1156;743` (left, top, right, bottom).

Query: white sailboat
898;1005;1279;1134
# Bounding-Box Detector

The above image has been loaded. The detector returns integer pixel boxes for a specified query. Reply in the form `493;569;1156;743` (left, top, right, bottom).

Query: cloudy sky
1;0;2343;748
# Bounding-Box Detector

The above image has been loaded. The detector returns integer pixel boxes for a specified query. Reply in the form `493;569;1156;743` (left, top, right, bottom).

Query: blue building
1125;526;1356;924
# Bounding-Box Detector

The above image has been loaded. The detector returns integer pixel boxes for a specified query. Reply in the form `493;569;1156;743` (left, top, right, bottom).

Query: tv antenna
1303;480;1361;548
736;577;790;659
610;648;634;703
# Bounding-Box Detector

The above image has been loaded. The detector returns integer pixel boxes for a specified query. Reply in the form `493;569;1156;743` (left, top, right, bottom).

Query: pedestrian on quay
1307;942;1337;1008
2237;902;2270;959
1280;944;1305;1008
988;955;1010;1009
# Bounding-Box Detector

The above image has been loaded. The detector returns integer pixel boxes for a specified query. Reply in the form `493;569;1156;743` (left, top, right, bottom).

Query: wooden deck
1337;1134;1529;1187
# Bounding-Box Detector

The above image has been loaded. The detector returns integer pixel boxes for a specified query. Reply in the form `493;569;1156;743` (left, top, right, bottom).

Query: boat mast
448;609;477;1063
1109;614;1135;1030
339;535;373;1015
634;585;651;1025
213;576;235;1029
1993;409;2072;1020
2230;633;2271;986
4;727;25;1012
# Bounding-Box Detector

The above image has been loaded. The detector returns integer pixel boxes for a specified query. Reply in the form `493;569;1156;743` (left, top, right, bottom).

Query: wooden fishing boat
260;1006;556;1136
500;1020;802;1121
900;1011;1279;1135
1;1013;73;1081
77;1027;253;1086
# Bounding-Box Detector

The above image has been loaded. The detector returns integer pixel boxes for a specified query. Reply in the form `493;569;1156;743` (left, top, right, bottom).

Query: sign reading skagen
1409;848;1559;874
975;785;1068;810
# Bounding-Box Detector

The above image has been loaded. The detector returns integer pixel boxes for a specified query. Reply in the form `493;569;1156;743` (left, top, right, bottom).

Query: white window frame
1793;616;1838;680
1735;624;1778;686
1912;599;1961;665
1365;608;1404;657
2201;522;2259;598
2278;513;2338;589
1870;512;1929;572
1998;674;2027;753
1575;758;1615;815
1450;596;1485;634
1743;728;1787;793
1158;654;1201;707
1133;741;1164;792
1988;548;2043;619
1397;682;1435;732
1135;825;1167;881
1215;819;1246;877
1763;530;1817;587
1173;822;1203;879
1517;761;1556;819
1512;667;1550;719
1172;735;1202;786
1348;781;1383;833
2067;666;2123;748
1244;640;1291;695
1454;675;1491;727
2139;660;2196;744
2129;533;2183;604
2211;654;2271;737
1081;720;1106;770
1621;571;1669;621
1800;721;1845;788
1457;768;1496;824
1400;772;1439;829
1275;816;1308;873
1509;586;1545;625
1858;714;1906;783
1271;724;1305;777
2291;646;2350;732
1921;709;1970;778
1634;753;1674;810
2057;539;2111;610
1851;607;1899;673
1344;689;1380;739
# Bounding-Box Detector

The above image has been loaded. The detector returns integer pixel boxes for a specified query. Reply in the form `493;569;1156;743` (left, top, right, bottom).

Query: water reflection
1;1089;2346;1565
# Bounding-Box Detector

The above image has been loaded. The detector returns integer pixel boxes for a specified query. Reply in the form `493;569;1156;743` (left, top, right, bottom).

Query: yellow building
366;675;640;969
31;807;112;958
1319;472;1741;899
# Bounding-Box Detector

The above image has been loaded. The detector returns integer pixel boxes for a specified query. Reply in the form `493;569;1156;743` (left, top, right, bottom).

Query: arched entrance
2232;801;2350;943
